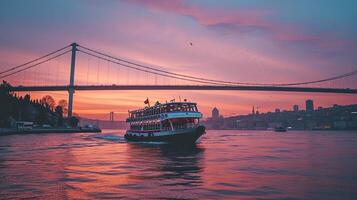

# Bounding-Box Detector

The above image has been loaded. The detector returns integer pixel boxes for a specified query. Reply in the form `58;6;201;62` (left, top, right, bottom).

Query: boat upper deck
127;102;199;122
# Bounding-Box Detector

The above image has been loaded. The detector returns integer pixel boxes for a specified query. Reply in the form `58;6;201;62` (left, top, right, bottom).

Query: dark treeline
0;81;78;128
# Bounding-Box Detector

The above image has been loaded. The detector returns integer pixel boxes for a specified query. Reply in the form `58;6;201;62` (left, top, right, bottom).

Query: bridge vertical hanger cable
34;66;37;86
107;59;111;84
20;69;23;85
47;59;50;86
86;56;90;85
96;59;100;84
56;60;59;86
127;66;129;85
116;63;120;85
128;64;131;85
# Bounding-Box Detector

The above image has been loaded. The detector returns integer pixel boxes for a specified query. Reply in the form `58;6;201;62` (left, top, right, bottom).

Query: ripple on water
1;130;357;199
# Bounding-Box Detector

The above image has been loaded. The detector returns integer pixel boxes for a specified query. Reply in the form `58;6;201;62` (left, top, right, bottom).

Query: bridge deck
8;85;357;94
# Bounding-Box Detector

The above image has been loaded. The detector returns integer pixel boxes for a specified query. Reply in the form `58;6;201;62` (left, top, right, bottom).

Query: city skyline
1;0;357;120
213;99;351;118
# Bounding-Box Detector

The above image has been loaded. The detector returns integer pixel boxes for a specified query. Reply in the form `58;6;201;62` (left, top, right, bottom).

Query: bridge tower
68;42;77;118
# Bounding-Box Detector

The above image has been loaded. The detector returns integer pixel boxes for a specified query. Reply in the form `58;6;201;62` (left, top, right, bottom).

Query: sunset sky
1;0;357;120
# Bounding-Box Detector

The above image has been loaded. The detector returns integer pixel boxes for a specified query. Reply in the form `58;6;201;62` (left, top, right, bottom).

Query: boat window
169;118;198;130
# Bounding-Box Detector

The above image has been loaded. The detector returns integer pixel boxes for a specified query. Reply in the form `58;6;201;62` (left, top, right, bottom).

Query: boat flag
144;98;150;107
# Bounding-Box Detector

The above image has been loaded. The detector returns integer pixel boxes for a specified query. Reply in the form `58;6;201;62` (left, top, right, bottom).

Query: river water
1;130;357;200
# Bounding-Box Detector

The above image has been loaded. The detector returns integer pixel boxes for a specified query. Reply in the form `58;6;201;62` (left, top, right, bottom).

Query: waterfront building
212;107;219;120
306;99;314;112
293;105;299;112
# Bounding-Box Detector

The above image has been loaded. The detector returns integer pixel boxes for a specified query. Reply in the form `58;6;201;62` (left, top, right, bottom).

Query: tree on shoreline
58;99;68;116
0;81;79;128
41;95;56;110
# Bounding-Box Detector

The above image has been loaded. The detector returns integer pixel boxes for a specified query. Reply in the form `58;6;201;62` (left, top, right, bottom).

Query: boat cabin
127;102;201;132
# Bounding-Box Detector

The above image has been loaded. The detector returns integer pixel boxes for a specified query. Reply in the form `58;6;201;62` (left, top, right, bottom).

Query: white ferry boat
125;100;205;144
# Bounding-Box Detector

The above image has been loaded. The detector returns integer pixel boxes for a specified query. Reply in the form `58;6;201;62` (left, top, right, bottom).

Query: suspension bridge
1;43;357;117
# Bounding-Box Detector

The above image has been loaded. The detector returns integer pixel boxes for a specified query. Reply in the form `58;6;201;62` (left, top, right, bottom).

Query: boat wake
92;134;175;145
128;141;168;145
94;134;127;143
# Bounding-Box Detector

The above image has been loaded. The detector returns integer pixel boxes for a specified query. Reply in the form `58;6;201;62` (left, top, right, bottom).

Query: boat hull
124;126;205;144
274;127;287;132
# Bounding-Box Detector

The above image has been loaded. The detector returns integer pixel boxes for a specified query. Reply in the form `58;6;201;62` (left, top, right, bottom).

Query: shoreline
206;128;357;131
0;127;101;136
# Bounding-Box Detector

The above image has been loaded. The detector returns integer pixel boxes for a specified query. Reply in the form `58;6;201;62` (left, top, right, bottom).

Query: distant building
293;105;299;112
109;112;114;122
214;103;357;130
275;108;280;113
212;107;219;120
207;107;224;129
306;99;314;112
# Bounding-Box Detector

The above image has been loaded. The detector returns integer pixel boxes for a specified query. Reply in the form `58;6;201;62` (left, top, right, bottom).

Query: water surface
1;130;357;199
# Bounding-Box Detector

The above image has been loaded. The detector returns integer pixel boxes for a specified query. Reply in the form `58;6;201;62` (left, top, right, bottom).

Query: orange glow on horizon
16;90;357;121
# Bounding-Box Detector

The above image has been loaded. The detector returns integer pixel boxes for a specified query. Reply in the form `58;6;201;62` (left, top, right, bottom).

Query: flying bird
190;42;193;46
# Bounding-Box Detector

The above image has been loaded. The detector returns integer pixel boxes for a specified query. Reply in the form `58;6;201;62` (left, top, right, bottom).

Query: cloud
126;0;347;51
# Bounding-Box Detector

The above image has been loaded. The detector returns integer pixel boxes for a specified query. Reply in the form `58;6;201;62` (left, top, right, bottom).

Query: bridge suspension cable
79;45;243;86
78;45;357;87
0;49;71;79
0;45;71;76
77;49;228;85
1;42;356;87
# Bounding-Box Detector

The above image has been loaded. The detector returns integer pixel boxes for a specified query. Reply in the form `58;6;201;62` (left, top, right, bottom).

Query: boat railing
161;122;198;131
128;111;199;121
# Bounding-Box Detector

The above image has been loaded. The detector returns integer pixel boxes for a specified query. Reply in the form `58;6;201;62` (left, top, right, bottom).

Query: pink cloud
127;0;344;50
